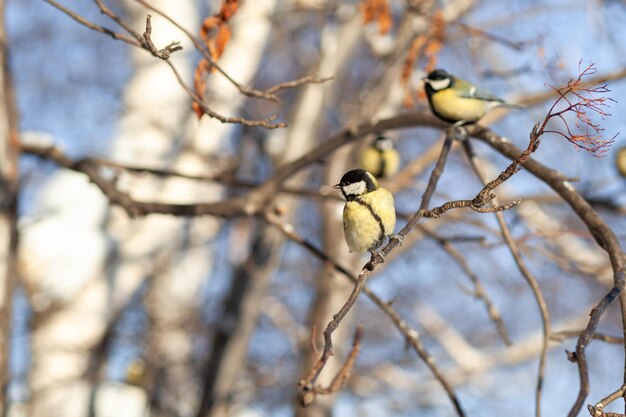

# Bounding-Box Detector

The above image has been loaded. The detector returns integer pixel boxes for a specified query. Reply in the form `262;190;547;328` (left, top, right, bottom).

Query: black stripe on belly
376;149;386;178
355;197;385;250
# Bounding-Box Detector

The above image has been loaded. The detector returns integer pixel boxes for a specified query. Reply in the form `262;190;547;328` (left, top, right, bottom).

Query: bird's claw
369;248;385;263
390;234;403;246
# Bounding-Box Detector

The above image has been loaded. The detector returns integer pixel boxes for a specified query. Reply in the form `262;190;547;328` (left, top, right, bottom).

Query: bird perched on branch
423;68;520;125
334;169;396;257
360;135;400;179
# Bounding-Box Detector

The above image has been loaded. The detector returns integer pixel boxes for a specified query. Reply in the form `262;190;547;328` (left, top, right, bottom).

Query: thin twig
462;138;550;417
93;0;144;42
424;198;521;218
134;0;332;101
43;0;142;47
20;142;250;218
143;14;182;59
262;211;465;416
162;59;286;128
90;155;338;199
551;330;623;345
44;2;287;128
264;72;334;95
466;124;626;417
299;326;363;406
588;384;626;417
419;224;512;346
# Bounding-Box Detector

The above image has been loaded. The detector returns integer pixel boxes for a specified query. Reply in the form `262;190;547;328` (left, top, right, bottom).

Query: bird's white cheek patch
428;78;451;91
376;140;394;151
343;181;366;196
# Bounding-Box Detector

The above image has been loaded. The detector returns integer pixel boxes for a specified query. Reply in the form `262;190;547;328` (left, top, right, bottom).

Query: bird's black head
426;69;450;80
424;68;454;93
334;169;378;200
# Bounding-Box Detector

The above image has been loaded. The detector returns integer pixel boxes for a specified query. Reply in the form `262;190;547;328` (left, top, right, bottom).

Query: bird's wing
455;78;504;102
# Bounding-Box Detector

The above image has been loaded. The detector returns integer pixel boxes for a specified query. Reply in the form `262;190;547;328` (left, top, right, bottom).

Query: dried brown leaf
193;59;210;119
360;0;393;34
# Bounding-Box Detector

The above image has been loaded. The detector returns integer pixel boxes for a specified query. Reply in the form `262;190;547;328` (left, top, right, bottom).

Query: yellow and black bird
360;135;400;179
616;146;626;178
423;68;516;125
334;169;396;255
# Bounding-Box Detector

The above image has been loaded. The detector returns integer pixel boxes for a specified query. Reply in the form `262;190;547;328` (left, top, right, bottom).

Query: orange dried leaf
220;0;239;20
360;0;393;34
377;11;393;34
401;36;425;83
424;39;442;56
424;55;438;73
193;59;210;119
431;10;447;39
199;0;240;56
200;16;222;42
214;25;232;59
192;102;203;119
403;90;414;109
401;36;428;110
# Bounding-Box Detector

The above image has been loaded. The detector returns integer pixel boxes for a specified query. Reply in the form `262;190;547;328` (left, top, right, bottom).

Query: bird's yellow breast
343;188;395;252
431;89;490;123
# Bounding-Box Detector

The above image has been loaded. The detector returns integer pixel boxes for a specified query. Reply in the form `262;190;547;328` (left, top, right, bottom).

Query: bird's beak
333;183;341;189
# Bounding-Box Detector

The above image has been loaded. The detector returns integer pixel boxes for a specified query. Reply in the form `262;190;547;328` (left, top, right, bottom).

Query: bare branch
93;0;144;42
20;142;250;218
300;326;363;406
143;14;182;59
43;0;142;47
551;330;623;345
462;138;551;417
43;2;288;128
420;225;511;346
588;384;626;417
263;72;334;95
135;0;332;102
465;124;626;417
262;211;465;416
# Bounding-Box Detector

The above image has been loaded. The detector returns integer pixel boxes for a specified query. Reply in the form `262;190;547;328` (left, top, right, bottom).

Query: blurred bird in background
359;135;400;179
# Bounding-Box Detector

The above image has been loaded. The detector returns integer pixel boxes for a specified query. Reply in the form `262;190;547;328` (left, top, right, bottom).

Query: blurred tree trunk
196;221;283;417
19;1;204;416
189;0;280;411
104;1;211;416
0;0;18;415
295;9;363;417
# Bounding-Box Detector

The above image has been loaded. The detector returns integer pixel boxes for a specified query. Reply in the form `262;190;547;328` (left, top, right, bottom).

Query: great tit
125;358;146;386
617;146;626;177
423;68;515;125
360;135;400;179
334;169;396;254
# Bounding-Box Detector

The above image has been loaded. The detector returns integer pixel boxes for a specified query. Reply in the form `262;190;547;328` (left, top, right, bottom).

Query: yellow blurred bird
360;135;400;179
616;146;626;177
